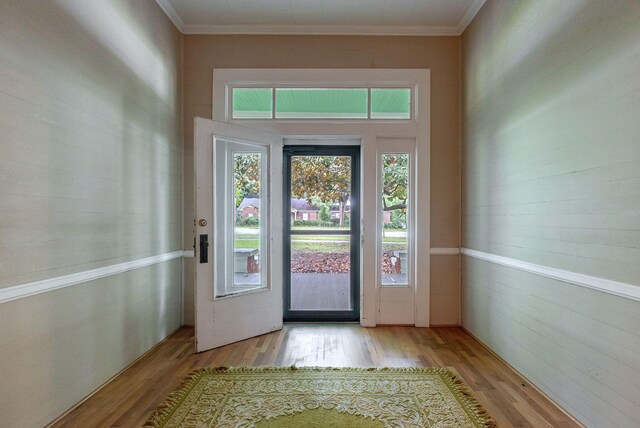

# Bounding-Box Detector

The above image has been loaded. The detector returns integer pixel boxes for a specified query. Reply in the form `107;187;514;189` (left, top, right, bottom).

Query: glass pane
381;154;409;286
215;142;268;298
232;88;273;119
276;88;368;119
290;156;351;231
290;234;351;310
233;152;263;290
371;88;411;119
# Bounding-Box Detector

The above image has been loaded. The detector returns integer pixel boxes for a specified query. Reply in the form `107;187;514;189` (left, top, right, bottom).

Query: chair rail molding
461;248;640;302
0;251;184;304
430;248;460;255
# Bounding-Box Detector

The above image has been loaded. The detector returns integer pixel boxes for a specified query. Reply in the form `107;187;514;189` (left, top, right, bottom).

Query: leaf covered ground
291;251;401;274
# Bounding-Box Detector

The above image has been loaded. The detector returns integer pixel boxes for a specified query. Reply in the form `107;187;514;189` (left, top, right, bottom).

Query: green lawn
292;235;406;243
234;238;406;253
291;241;349;252
235;239;260;249
235;235;406;243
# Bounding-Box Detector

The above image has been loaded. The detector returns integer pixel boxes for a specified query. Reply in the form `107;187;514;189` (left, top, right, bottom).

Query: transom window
232;87;412;120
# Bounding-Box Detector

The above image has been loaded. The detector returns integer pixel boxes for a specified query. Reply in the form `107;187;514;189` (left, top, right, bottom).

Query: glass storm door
283;146;360;322
194;118;283;352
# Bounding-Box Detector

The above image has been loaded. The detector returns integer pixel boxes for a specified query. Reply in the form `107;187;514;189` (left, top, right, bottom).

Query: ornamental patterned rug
144;367;497;428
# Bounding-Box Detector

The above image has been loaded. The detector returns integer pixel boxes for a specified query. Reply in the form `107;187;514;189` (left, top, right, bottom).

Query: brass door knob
198;219;208;227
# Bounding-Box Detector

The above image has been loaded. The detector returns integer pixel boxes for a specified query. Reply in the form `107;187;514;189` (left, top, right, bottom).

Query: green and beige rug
144;367;497;428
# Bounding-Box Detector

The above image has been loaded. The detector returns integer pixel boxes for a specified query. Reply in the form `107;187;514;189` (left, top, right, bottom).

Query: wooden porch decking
290;272;408;310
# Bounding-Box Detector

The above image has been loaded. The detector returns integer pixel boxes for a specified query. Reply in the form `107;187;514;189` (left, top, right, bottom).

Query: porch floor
233;272;408;311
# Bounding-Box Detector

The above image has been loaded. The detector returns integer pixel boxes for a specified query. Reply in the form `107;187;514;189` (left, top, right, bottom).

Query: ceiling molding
181;24;460;37
156;0;486;36
457;0;486;34
155;0;185;32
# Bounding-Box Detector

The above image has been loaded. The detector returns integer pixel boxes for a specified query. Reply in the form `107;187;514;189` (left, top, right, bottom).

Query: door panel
283;146;360;322
194;118;283;352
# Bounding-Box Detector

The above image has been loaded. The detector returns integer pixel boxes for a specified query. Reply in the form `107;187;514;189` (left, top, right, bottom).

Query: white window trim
212;68;430;327
213;138;270;299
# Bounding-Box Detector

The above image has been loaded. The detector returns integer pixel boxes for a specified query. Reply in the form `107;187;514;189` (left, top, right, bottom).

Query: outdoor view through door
283;147;360;321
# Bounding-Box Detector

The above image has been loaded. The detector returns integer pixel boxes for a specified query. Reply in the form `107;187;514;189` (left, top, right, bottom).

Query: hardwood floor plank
51;325;583;428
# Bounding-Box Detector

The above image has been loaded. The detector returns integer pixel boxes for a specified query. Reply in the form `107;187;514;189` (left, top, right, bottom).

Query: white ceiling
156;0;485;36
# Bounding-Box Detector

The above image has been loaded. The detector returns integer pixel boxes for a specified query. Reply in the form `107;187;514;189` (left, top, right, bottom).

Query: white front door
194;118;283;352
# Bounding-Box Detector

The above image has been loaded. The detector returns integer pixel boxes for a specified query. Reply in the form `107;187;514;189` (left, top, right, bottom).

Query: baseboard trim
0;251;184;304
45;326;185;427
460;327;586;428
461;248;640;302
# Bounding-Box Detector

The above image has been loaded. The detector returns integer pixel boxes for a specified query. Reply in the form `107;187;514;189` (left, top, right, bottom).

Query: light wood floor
52;325;581;427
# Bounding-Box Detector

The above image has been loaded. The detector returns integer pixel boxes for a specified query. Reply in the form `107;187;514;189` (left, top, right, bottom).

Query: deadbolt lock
198;219;208;227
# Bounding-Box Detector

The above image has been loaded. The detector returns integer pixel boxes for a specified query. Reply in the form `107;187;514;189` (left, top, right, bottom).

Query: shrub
319;204;330;222
293;220;334;228
236;216;260;226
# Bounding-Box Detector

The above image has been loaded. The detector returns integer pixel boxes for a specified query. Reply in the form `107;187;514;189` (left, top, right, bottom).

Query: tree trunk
339;201;345;227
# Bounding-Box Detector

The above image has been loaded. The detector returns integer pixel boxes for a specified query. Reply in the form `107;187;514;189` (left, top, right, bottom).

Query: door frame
283;145;361;322
211;68;431;327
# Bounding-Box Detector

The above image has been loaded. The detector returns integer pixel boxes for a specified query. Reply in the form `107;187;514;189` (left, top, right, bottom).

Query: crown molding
155;0;185;32
181;24;460;36
458;0;486;34
157;0;485;36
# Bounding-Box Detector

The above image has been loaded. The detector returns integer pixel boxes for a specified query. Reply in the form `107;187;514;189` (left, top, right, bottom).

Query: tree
381;154;408;212
290;156;351;226
234;153;261;208
233;154;409;225
318;204;330;222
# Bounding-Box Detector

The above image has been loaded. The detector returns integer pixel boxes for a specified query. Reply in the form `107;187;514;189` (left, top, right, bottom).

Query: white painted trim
182;24;459;36
461;248;640;302
430;248;460;255
182;250;195;258
457;0;486;34
156;0;484;36
154;0;185;32
0;251;184;304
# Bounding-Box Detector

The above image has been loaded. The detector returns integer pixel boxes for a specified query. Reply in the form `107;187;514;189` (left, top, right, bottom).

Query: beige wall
0;1;183;426
183;35;461;325
462;1;640;426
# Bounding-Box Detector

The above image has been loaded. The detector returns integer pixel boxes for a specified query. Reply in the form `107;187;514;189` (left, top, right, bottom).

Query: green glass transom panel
232;87;412;120
371;88;411;119
233;88;273;119
275;88;368;119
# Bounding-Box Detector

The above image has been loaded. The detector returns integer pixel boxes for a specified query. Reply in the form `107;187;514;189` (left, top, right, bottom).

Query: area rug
144;367;497;428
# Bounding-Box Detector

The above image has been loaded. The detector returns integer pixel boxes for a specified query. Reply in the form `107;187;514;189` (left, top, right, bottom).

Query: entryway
194;69;432;353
